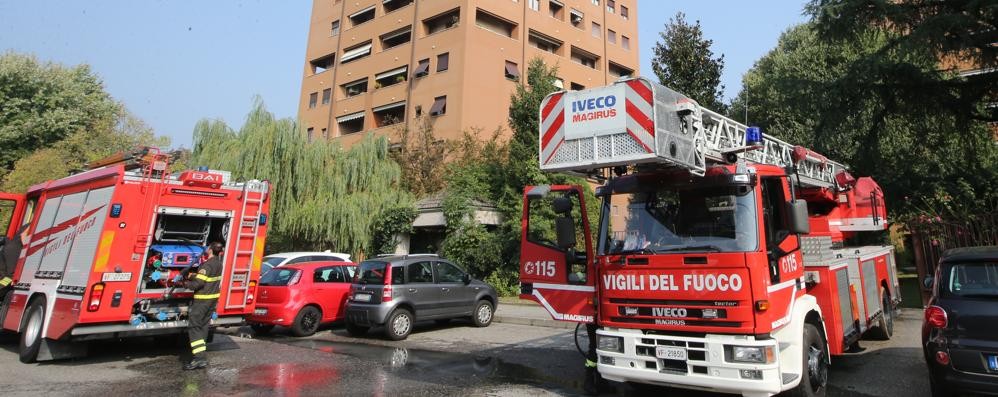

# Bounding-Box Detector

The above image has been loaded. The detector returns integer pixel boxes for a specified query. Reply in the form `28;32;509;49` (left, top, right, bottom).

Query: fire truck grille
610;317;742;328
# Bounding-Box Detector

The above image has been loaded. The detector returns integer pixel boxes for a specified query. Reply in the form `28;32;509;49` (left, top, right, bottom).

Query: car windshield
356;260;388;284
601;182;758;254
944;262;998;299
261;256;286;268
259;268;299;286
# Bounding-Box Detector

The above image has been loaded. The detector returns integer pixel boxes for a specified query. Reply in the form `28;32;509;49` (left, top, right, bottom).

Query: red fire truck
0;148;269;362
519;78;899;397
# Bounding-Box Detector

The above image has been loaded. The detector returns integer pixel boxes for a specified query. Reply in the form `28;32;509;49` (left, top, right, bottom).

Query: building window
505;61;520;80
430;96;447;116
414;58;430;78
476;9;516;38
437;53;449;72
308;92;318;109
591;0;599;5
548;0;564;20
381;26;412;50
571;46;599;69
609;62;633;78
424;8;460;35
608;29;616;44
331;20;340;36
373;101;406;127
529;29;563;54
310;53;335;74
529;0;539;11
569;9;584;27
321;88;332;105
375;66;408;88
606;0;615;13
570;82;585;90
321;128;328;139
306;127;314;140
341;78;368;97
337;112;365;134
349;6;375;27
591;21;601;38
621;35;630;50
383;0;413;14
341;41;372;63
620;5;629;20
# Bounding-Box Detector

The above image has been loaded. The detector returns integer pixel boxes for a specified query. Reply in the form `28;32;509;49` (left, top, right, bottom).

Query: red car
248;261;357;336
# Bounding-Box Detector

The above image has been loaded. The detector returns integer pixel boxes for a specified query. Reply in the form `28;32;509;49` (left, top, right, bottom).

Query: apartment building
298;0;639;146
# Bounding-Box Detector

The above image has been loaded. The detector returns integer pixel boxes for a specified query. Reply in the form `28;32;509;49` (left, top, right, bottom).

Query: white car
260;251;352;275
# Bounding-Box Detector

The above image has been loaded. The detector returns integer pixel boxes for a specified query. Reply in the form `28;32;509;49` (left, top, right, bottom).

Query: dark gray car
344;254;498;340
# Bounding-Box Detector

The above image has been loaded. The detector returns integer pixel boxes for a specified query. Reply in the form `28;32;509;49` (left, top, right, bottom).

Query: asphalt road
0;309;931;396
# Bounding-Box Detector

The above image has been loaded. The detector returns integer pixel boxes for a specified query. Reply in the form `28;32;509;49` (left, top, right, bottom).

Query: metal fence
909;212;998;304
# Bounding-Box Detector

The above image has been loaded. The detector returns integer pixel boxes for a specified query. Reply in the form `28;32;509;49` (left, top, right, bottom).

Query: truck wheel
869;288;894;340
19;297;46;363
250;323;274;335
291;306;321;337
384;308;413;341
786;323;828;397
345;322;369;337
471;300;494;327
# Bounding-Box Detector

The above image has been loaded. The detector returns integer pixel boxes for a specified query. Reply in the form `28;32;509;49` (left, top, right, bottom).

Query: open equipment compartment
140;210;232;292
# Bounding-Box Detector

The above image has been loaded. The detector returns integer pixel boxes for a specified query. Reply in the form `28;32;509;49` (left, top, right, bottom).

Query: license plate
988;355;998;372
102;272;132;282
254;308;267;316
656;346;688;361
354;293;372;302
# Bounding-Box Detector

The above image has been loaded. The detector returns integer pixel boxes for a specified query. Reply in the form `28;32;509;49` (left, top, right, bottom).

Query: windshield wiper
612;248;655;255
657;245;723;253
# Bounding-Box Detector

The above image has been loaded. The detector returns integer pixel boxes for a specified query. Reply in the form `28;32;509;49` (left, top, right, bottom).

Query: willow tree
191;99;411;256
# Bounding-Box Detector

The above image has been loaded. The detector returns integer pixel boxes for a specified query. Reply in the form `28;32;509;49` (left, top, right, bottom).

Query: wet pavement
0;309;932;397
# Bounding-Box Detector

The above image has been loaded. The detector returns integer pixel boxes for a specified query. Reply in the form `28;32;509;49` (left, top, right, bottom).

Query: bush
484;269;520;297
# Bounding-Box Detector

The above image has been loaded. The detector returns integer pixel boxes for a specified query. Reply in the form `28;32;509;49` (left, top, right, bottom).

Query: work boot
583;367;599;395
183;357;209;370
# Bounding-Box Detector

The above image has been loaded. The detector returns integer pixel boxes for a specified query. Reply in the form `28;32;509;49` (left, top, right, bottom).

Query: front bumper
597;328;783;397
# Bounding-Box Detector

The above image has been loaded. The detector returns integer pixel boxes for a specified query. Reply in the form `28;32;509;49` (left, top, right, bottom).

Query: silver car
344;254;498;340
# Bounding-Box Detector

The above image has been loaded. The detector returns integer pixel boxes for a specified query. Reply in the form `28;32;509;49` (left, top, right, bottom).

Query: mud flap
37;338;88;361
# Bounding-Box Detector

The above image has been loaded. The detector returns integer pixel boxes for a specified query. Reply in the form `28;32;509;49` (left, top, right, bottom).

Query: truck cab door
519;185;596;324
0;193;27;241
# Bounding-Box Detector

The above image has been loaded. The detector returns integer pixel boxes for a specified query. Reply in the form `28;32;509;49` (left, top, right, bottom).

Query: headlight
725;345;775;364
597;336;623;353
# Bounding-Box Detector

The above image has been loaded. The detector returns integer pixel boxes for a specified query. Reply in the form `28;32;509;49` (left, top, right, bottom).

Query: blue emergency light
197;166;209;172
259;214;268;225
110;203;122;218
746;126;764;146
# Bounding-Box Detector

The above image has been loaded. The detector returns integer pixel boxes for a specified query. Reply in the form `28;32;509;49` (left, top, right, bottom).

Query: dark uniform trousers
186;256;222;358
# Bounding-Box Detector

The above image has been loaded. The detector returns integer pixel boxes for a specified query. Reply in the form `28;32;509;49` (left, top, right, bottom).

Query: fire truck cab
0;148;269;363
520;78;899;397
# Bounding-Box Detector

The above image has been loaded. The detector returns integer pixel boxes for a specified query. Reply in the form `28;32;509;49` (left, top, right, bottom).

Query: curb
493;315;577;330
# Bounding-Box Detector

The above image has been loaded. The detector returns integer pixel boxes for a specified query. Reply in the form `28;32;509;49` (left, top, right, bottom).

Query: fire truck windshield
600;182;758;255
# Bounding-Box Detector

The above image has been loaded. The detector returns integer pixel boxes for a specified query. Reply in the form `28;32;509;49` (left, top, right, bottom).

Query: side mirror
555;217;577;249
462;273;471;284
786;199;810;234
923;276;934;290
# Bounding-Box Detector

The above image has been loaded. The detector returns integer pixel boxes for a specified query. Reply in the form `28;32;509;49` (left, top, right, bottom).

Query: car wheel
384;308;413;341
786;323;828;397
19;297;46;363
291;306;322;337
869;288;894;340
345;322;369;337
472;300;494;328
251;323;274;335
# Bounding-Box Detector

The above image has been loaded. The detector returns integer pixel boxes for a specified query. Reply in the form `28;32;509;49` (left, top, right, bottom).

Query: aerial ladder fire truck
0;147;269;362
519;77;899;397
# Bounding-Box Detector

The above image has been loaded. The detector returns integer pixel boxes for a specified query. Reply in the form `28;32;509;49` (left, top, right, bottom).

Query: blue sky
1;1;808;148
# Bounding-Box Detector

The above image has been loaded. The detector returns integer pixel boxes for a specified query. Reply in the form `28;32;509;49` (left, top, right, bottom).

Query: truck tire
868;288;894;340
19;297;46;363
384;308;413;341
471;300;494;327
345;322;369;337
291;306;321;337
785;323;827;397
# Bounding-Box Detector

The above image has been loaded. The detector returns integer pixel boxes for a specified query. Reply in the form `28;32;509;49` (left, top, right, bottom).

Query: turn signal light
755;300;770;312
246;280;257;305
88;283;106;312
925;305;948;329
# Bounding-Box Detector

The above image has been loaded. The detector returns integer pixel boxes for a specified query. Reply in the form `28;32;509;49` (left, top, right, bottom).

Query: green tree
651;12;726;110
191;99;411;256
392;116;449;198
731;24;998;219
806;0;997;124
0;52;121;172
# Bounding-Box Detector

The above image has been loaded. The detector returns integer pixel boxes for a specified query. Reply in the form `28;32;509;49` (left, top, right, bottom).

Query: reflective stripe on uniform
194;293;220;300
195;274;221;282
190;339;205;348
0;277;11;286
585;359;597;368
192;346;206;354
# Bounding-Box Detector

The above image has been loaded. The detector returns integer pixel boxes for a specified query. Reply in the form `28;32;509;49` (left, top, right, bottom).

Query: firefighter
176;241;223;370
0;225;30;299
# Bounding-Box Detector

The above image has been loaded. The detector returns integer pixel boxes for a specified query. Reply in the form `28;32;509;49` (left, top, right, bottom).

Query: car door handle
440;288;450;292
408;288;418;293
